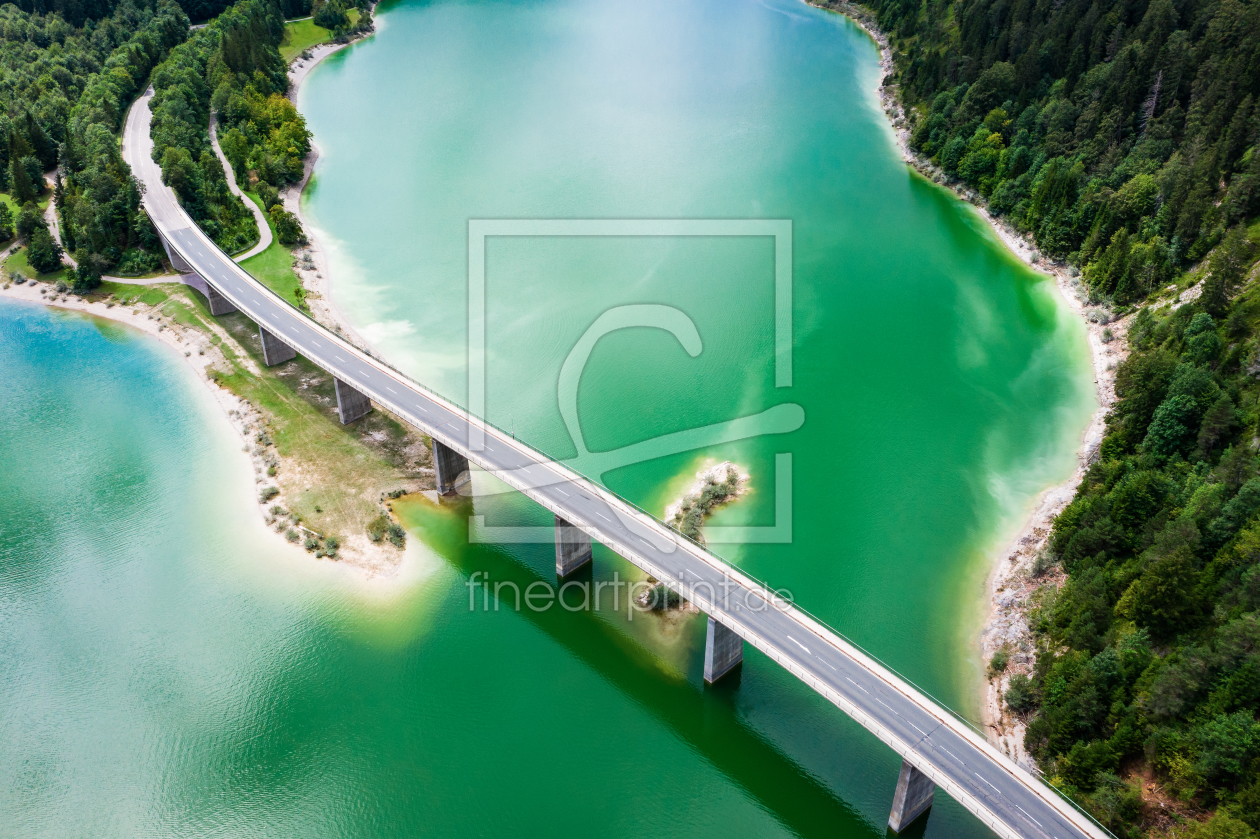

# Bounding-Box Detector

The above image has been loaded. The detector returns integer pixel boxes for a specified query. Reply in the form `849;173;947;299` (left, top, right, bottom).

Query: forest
864;0;1260;835
0;0;325;290
149;0;370;254
873;0;1260;305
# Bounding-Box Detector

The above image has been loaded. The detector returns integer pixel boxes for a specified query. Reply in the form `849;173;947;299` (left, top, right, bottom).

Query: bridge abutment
334;378;372;424
888;758;935;832
554;515;593;576
432;439;469;495
259;326;296;366
703;616;743;683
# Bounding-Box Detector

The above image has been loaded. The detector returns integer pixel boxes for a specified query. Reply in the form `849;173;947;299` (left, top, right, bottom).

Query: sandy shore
802;0;1140;764
281;25;380;355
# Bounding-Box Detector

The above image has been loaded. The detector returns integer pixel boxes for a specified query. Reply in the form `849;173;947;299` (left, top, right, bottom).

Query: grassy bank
279;9;361;63
240;193;307;308
97;279;434;564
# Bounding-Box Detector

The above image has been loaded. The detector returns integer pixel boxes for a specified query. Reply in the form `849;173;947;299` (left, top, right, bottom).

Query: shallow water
0;0;1095;835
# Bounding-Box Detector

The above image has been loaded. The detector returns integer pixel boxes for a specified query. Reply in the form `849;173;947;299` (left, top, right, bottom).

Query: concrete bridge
122;86;1109;839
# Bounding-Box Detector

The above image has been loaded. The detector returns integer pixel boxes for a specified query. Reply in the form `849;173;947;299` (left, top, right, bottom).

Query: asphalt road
122;87;1108;839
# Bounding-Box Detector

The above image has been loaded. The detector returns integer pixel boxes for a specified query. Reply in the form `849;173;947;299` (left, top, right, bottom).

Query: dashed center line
1016;805;1043;827
975;773;1002;794
844;676;870;694
386;387;398;395
787;635;812;655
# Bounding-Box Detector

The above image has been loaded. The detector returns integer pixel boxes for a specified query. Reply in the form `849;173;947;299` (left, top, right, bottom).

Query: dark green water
0;0;1094;835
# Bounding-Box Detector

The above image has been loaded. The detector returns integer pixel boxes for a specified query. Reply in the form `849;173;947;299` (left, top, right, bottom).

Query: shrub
303;536;319;551
285;529;299;543
387;524;405;548
988;649;1009;676
367;515;389;542
259;486;280;502
1004;673;1036;714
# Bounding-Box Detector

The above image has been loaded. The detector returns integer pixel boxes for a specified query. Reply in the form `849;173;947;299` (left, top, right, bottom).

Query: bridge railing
152;211;1114;839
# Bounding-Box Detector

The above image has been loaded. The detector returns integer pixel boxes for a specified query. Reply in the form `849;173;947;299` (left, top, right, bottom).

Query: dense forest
862;0;1260;835
149;0;370;253
872;0;1260;305
0;0;190;285
0;0;327;290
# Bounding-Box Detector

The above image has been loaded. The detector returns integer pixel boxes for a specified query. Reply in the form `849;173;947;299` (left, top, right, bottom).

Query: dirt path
209;115;273;261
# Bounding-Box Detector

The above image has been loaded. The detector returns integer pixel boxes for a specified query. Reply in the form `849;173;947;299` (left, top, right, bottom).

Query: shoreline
280;18;381;357
803;0;1132;763
0;278;305;563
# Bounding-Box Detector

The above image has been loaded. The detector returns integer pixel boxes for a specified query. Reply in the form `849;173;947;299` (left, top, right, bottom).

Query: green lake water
0;0;1095;835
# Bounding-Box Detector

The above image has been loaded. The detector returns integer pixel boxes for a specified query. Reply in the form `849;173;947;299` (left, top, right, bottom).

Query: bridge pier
334;377;372;424
888;758;935;832
703;616;743;683
554;515;593;576
258;326;296;366
432;438;469;495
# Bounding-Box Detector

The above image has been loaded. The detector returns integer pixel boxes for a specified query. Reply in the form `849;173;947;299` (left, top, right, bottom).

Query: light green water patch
296;0;1097;831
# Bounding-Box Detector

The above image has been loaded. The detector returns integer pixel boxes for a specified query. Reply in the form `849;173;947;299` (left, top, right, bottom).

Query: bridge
122;85;1108;839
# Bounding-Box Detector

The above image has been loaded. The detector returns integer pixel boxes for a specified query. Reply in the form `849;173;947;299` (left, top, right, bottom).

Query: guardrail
145;199;1114;839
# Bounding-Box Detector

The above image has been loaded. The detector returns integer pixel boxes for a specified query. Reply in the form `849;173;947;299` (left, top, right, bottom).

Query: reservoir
0;0;1095;835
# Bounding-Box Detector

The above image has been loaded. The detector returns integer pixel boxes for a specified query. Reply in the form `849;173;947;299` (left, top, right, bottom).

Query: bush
367;515;389;542
1004;673;1036;714
112;249;163;277
285;529;299;543
269;205;304;245
259;486;280;502
387;524;405;548
303;536;319;551
988;649;1009;676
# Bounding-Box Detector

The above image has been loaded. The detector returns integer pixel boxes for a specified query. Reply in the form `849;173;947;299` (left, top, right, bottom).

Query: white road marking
909;722;928;736
335;355;346;362
555;488;569;497
875;697;896;712
939;746;963;764
1016;805;1043;827
820;659;837;672
845;676;869;694
386;387;398;395
787;635;812;655
975;773;1002;794
595;512;613;523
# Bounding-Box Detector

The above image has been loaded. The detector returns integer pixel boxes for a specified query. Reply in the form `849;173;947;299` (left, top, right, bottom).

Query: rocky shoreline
803;0;1141;764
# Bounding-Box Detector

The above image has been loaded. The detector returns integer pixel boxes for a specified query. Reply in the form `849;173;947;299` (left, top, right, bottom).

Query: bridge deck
122;86;1106;839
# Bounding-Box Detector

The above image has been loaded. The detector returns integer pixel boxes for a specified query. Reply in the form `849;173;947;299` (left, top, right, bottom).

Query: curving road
122;85;1108;839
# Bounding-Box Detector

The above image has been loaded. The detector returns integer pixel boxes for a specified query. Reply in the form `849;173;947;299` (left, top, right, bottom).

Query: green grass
279;9;362;63
280;18;332;63
239;193;305;308
4;245;71;283
99;278;421;542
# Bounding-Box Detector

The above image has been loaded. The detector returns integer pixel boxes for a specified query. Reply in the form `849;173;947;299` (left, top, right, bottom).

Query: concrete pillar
258;326;296;366
432;438;469;495
334;377;371;424
554;515;593;576
703;616;743;683
888;758;935;832
203;284;238;316
157;231;195;274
